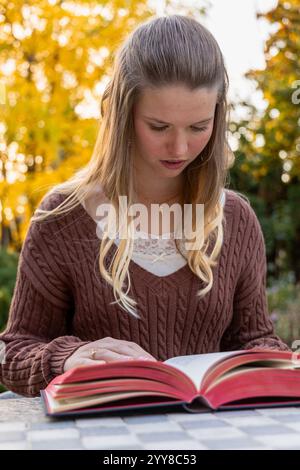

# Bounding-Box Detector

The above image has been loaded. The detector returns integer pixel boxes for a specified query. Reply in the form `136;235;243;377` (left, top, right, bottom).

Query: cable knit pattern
0;189;290;397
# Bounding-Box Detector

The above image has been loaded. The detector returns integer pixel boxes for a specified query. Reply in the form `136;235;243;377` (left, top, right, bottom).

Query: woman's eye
192;126;208;133
149;125;168;132
149;125;208;133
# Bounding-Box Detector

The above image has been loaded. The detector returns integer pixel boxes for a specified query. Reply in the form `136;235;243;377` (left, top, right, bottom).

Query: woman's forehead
134;85;218;122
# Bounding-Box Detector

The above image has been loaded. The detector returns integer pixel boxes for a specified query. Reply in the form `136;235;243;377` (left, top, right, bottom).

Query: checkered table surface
0;397;300;450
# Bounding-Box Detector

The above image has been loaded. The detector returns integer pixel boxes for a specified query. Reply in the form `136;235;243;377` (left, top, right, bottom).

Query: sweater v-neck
74;190;231;290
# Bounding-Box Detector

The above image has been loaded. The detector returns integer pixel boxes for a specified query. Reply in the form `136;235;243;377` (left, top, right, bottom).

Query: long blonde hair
32;14;235;319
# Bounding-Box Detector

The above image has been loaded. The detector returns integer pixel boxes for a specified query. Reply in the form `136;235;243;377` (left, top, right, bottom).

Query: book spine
181;395;213;413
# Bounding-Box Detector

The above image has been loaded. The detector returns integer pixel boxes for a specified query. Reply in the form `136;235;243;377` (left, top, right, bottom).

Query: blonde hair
32;14;235;319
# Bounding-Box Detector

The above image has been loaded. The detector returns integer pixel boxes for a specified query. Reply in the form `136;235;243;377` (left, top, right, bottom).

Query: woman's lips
160;160;186;169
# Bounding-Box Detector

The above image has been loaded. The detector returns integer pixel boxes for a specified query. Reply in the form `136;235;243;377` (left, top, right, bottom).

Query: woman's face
132;84;219;179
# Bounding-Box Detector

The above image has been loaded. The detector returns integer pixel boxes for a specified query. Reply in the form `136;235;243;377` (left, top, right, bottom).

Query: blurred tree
0;0;209;251
0;0;179;249
229;0;300;282
0;249;18;332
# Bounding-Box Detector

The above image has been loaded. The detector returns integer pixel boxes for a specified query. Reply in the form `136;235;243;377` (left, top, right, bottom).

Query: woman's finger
88;348;136;362
87;339;156;361
76;358;106;368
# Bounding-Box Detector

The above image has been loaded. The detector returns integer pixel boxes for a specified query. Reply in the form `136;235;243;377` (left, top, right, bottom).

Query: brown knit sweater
0;189;290;397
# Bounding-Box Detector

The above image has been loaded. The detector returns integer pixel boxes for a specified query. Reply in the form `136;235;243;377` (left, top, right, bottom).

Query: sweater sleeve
220;200;291;353
0;194;90;397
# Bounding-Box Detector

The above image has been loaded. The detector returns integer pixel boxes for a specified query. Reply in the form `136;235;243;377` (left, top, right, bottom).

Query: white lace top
83;190;226;277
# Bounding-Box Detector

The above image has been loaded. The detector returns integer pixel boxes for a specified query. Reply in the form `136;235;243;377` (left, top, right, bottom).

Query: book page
46;390;178;414
206;360;295;391
164;351;242;390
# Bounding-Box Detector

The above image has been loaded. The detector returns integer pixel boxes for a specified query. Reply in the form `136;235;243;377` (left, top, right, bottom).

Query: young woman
0;14;290;398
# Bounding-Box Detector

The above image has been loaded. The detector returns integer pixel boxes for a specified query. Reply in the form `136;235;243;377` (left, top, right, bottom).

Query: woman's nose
168;134;188;157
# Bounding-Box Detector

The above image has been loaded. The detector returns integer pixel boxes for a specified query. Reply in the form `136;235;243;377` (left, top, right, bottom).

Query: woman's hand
63;336;157;372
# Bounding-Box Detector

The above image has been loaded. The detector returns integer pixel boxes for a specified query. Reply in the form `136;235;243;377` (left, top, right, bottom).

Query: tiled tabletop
0;398;300;450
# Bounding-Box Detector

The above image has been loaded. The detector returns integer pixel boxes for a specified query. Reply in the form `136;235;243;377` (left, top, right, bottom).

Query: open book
40;349;300;417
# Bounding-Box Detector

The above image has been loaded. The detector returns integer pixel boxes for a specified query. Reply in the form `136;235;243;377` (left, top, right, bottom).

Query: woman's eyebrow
143;116;214;125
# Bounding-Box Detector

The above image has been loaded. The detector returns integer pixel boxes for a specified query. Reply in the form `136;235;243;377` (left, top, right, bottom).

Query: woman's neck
134;190;181;206
133;181;183;206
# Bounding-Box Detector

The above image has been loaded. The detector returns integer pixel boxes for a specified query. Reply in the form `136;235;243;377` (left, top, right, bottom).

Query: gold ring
90;349;97;360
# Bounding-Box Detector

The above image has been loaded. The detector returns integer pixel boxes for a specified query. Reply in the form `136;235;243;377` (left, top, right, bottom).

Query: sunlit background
0;0;299;347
